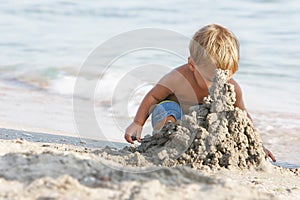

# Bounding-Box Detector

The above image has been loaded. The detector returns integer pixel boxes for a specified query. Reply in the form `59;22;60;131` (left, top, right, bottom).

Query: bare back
157;64;209;113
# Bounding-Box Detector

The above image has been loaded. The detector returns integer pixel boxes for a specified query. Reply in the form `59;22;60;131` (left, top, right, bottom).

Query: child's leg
151;101;183;132
153;115;176;130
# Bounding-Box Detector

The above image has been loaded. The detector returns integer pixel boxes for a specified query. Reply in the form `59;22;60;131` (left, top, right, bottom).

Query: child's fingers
131;135;137;141
130;134;140;142
268;151;276;162
124;123;142;143
124;133;134;144
264;149;276;162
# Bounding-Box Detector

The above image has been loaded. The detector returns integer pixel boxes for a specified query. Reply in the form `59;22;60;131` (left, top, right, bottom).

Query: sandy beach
0;130;299;200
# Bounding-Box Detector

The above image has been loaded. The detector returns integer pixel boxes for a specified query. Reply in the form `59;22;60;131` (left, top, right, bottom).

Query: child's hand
124;122;143;144
263;146;276;162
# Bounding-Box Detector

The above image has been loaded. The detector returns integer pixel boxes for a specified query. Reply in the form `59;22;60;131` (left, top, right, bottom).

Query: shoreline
0;128;128;149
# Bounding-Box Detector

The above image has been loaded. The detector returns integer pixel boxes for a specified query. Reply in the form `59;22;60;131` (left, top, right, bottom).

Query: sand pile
1;139;285;200
1;136;299;199
177;69;265;169
95;69;265;170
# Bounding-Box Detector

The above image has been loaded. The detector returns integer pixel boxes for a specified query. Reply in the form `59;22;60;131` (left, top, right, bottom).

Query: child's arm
124;73;175;144
231;79;276;162
230;79;252;120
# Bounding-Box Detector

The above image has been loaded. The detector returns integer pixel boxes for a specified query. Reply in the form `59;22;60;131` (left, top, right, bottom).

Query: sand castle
133;69;265;170
95;69;266;170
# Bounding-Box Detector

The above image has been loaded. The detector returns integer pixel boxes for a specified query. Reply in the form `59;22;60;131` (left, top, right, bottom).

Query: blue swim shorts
151;100;183;128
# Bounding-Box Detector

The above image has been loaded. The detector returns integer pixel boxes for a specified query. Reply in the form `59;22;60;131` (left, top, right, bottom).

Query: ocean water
0;0;299;167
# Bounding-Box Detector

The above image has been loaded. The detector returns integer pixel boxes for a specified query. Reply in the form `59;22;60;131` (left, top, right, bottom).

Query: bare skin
154;116;176;131
124;58;276;162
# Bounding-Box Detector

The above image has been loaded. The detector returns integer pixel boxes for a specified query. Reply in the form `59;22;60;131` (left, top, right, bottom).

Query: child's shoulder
228;78;240;88
228;78;243;96
163;64;189;79
158;64;190;86
174;63;190;72
171;64;191;78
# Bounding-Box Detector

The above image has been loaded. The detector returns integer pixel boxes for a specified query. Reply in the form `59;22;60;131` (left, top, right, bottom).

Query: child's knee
153;115;176;130
151;100;182;130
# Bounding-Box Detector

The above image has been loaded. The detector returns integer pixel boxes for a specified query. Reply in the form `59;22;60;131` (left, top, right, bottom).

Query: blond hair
189;24;240;75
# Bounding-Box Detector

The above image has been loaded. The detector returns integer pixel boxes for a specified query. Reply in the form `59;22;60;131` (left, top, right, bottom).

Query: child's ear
188;57;195;72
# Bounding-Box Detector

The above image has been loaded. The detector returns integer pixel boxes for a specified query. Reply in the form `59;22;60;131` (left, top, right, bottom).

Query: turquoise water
0;0;299;167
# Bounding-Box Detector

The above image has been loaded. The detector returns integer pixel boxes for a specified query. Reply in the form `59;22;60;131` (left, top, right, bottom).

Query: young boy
124;24;276;162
